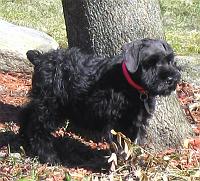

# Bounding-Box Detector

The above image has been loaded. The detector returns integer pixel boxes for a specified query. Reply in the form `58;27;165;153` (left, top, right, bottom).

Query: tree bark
62;0;164;56
176;55;200;86
145;94;193;152
62;0;193;152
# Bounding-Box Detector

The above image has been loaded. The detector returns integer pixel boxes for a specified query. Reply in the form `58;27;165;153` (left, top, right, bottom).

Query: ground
0;0;200;180
0;71;200;180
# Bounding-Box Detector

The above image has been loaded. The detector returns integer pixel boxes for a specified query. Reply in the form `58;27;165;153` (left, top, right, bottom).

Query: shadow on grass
0;101;110;171
0;130;110;171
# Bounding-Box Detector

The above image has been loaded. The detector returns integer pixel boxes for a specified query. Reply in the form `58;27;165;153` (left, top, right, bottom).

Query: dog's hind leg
27;128;60;164
19;99;62;164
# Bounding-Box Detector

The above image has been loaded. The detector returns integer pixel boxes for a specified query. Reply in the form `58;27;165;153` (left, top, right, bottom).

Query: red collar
122;62;147;95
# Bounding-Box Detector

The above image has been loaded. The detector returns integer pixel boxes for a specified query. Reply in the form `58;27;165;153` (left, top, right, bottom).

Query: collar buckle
140;92;148;101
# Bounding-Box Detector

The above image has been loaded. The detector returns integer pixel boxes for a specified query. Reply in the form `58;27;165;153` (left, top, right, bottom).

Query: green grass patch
160;0;200;31
0;0;199;54
0;0;67;47
166;30;200;55
160;0;200;55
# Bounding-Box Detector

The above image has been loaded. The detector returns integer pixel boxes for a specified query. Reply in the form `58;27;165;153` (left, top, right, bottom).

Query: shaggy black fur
19;38;181;167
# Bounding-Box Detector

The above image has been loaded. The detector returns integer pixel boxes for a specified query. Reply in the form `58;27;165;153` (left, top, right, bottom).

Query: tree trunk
62;0;193;152
145;94;193;152
62;0;164;56
176;55;200;86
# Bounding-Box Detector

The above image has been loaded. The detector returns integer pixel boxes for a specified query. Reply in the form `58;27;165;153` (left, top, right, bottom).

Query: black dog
19;38;180;166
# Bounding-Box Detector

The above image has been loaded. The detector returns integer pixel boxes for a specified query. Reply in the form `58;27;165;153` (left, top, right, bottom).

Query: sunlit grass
0;0;67;48
160;0;200;55
166;30;200;55
0;0;200;54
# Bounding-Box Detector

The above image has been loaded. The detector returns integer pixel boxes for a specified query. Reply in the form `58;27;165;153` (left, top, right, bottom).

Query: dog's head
122;38;181;96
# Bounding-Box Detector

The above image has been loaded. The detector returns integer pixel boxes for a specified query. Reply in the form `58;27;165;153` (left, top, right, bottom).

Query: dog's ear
122;40;142;73
26;50;42;66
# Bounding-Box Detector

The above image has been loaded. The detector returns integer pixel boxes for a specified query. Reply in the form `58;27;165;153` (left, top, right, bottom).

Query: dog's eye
142;59;156;69
143;55;159;68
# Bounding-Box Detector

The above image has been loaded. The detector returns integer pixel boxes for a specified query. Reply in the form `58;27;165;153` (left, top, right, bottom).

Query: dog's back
27;48;115;104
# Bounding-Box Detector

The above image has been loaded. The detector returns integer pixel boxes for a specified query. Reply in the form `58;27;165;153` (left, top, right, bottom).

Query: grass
160;0;200;55
0;0;200;54
0;0;67;48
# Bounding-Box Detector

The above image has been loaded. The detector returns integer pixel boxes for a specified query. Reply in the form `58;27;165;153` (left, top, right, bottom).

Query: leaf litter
0;71;200;180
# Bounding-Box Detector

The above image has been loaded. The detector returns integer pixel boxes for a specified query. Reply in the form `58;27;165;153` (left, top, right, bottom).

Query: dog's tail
26;50;42;66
